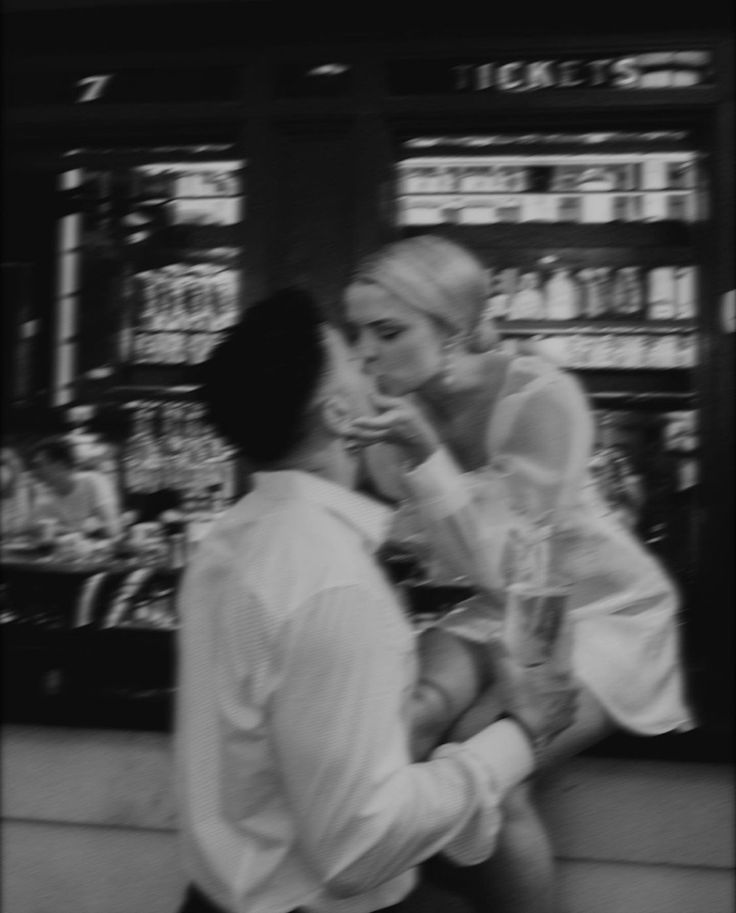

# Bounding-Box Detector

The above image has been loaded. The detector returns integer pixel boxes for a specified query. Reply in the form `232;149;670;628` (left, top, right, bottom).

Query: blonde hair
349;235;496;350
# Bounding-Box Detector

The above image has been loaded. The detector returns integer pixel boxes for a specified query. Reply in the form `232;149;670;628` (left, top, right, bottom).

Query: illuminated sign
389;52;714;95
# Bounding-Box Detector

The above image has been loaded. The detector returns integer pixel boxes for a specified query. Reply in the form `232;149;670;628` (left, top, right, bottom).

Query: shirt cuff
430;718;535;865
454;717;535;793
403;448;468;518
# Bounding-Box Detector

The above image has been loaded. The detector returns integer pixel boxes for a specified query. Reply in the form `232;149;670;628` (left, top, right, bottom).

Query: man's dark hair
30;437;76;468
199;288;328;464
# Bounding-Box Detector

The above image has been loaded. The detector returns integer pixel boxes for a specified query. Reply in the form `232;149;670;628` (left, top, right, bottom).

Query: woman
344;235;693;912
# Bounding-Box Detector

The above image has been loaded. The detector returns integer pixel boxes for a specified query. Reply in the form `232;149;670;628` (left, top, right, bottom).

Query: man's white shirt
176;464;533;913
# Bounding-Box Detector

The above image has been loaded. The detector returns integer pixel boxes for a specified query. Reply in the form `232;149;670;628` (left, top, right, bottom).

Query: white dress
368;355;694;736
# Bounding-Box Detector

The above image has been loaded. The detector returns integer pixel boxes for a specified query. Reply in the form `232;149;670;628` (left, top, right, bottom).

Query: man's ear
319;393;352;438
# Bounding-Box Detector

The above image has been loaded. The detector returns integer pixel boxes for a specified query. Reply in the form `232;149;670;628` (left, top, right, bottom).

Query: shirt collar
251;470;392;553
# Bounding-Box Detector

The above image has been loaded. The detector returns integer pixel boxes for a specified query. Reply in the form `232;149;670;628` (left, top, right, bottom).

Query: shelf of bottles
49;148;248;526
393;132;704;590
117;160;243;368
118;262;240;366
485;262;697;370
395;150;704;226
121;399;237;513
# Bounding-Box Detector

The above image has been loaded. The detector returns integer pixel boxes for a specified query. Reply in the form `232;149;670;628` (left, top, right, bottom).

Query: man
175;289;575;913
28;437;121;540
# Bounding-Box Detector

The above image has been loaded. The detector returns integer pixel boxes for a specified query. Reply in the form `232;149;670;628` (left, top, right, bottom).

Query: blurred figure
28;437;122;540
1;444;35;537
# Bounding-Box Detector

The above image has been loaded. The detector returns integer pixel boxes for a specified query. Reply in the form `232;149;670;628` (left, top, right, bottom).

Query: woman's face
345;283;445;396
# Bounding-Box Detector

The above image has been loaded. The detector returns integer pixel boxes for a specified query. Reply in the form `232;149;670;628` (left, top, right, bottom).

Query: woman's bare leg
467;782;558;913
444;681;615;913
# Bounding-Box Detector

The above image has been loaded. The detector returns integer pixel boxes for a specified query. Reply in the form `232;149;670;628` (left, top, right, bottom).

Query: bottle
557;196;582;222
438;167;453;192
140;405;163;493
677;335;697;368
166;265;188;364
545;269;579;320
508;271;546;321
578;268;604;318
656;334;680;368
611;196;629;222
666;194;691;221
674;266;696;320
488;268;518;321
579;168;615;222
116;266;136;364
642;157;667;190
610;269;630;316
595;267;614;317
618;266;645;318
646;268;677;320
642;192;667;222
121;407;139;493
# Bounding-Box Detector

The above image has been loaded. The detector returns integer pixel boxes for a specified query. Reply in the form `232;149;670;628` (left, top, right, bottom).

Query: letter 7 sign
75;75;114;103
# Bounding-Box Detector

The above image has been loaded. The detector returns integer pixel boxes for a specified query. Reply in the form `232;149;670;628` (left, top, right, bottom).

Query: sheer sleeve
401;367;594;592
493;370;593;524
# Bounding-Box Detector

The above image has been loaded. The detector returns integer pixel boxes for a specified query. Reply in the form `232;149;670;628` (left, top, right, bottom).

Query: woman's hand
349;393;441;470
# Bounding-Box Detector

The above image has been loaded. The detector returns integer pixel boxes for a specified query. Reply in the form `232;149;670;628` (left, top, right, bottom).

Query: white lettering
588;58;613;86
475;63;495;90
611;57;640;88
498;62;524;91
526;60;556;90
449;54;651;92
559;60;585;88
75;74;113;103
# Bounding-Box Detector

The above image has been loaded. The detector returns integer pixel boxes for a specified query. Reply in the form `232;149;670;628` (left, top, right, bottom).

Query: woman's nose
354;331;377;365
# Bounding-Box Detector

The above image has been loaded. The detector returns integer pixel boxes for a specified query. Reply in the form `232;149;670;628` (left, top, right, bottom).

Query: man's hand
349;393;441;469
487;639;578;756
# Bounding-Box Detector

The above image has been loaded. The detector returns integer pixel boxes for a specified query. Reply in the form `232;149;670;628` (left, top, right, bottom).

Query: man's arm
270;585;536;897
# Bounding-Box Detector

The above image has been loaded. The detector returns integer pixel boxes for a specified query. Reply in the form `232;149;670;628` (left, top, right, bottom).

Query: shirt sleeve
270;585;533;898
401;373;593;591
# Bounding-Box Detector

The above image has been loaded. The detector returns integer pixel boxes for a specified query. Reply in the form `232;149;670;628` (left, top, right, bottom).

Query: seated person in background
1;444;35;537
28;437;122;540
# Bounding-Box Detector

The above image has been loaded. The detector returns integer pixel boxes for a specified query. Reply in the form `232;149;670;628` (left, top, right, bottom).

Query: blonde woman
344;235;693;913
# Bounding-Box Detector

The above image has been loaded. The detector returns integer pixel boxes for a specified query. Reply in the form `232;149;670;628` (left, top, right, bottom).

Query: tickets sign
389;52;714;95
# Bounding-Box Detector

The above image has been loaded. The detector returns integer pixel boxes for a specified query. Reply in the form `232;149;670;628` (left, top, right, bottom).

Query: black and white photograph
2;3;734;912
